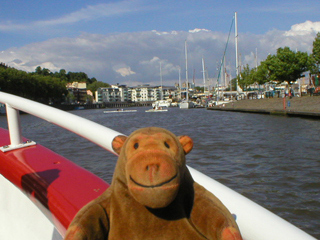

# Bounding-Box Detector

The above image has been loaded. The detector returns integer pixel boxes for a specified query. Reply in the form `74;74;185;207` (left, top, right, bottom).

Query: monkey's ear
178;135;193;155
112;135;127;155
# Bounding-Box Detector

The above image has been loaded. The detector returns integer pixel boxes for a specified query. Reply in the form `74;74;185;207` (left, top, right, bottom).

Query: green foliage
254;62;270;85
34;66;98;85
35;66;51;76
0;67;67;103
311;32;320;73
87;81;110;93
238;64;257;89
229;78;237;91
66;71;89;83
0;64;110;104
244;47;310;85
263;47;309;83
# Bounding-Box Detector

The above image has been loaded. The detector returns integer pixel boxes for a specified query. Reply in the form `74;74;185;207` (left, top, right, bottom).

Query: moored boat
104;109;137;113
207;100;232;107
152;100;170;108
145;106;168;112
146;101;168;112
179;100;194;109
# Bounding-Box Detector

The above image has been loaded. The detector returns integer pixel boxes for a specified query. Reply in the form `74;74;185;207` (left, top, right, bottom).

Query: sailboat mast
202;57;206;96
185;40;189;101
160;62;163;100
224;55;226;88
255;48;258;68
178;67;181;100
235;11;239;92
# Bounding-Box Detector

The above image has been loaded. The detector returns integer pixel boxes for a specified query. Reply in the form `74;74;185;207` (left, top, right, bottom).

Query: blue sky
1;0;319;49
0;0;320;85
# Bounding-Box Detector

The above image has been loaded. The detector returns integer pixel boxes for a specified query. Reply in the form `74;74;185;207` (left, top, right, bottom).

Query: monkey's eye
164;141;170;149
134;143;139;149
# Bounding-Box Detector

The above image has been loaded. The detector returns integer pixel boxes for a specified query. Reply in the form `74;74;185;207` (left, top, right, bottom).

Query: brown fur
65;127;242;240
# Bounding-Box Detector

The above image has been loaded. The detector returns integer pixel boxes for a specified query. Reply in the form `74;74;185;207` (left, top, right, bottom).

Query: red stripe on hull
0;128;109;236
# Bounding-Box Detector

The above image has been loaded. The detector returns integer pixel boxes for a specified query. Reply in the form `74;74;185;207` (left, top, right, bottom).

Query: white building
96;84;131;103
96;84;178;103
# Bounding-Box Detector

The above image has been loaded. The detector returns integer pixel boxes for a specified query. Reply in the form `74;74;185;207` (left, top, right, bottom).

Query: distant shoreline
207;96;320;118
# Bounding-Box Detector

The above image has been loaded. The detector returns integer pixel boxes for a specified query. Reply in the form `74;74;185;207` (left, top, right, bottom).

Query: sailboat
146;62;169;112
210;12;241;107
179;41;194;109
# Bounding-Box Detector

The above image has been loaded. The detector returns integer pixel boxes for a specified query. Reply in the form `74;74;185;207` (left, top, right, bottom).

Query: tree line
236;33;320;90
0;64;110;104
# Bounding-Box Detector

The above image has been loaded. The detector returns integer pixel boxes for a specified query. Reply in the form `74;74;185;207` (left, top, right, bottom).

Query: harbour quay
207;96;320;118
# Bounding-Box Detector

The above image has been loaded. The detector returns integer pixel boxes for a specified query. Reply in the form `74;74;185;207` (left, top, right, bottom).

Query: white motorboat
207;100;232;107
145;106;168;112
152;100;170;108
179;100;194;109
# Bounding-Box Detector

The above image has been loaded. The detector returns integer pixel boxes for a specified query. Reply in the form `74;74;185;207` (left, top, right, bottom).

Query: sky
1;0;320;86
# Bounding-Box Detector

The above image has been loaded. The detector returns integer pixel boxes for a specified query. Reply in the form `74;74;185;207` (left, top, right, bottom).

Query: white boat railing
0;92;316;240
0;92;121;153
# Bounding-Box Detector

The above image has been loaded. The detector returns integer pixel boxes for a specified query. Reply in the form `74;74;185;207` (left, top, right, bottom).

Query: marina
0;98;318;239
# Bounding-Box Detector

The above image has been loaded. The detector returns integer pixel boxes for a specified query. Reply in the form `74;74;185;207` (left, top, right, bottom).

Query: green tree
254;61;271;85
67;71;89;83
88;77;97;85
262;47;309;84
230;78;237;91
53;69;68;82
0;66;67;103
1;63;114;104
87;81;110;94
311;32;320;74
35;66;42;75
34;66;50;76
238;64;256;90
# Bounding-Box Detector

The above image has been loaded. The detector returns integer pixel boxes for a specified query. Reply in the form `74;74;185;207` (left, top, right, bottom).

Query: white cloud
0;21;318;86
114;66;136;77
0;21;26;31
140;56;160;65
151;30;179;36
284;21;320;36
189;29;210;33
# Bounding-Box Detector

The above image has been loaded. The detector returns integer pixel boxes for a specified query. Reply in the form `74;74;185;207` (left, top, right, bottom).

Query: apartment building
96;84;177;103
66;82;87;103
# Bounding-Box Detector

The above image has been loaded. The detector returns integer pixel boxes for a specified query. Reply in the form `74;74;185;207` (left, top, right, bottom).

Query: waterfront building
66;82;87;103
96;85;121;103
131;85;159;102
95;84;178;103
130;85;178;102
96;84;133;103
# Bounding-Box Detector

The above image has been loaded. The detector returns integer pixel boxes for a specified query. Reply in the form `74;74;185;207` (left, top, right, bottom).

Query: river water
1;107;319;238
